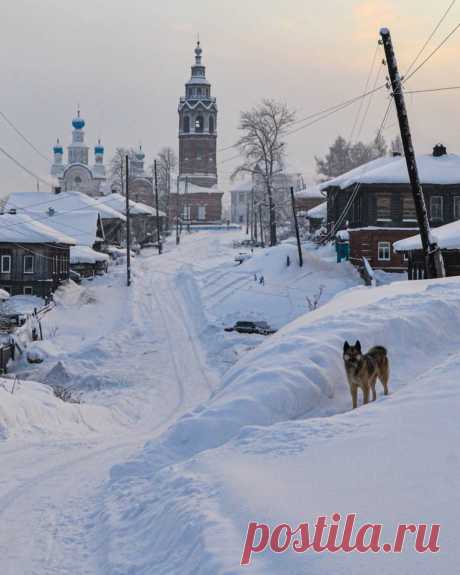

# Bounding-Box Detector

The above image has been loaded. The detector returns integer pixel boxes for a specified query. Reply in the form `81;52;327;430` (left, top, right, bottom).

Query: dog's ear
355;340;362;352
343;341;350;353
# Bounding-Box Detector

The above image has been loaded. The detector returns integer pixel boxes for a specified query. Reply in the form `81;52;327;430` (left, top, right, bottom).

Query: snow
0;229;459;574
5;190;126;222
176;181;222;195
295;185;324;199
38;211;102;247
103;274;460;575
320;153;460;190
394;218;460;251
307;200;327;219
0;295;45;316
70;245;110;264
0;289;9;301
0;212;75;244
98;192;166;218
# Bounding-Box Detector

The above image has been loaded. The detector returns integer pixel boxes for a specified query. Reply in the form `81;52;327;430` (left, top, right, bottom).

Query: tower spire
195;38;202;65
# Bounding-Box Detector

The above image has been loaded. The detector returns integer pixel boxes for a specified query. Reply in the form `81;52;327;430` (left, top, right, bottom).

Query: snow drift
101;277;460;574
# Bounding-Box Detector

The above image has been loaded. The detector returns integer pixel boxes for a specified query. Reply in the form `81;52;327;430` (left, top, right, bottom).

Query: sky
2;0;460;198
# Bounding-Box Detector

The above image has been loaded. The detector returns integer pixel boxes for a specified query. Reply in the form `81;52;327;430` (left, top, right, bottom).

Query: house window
24;255;34;274
23;286;33;295
430;196;443;220
378;241;391;261
1;255;11;273
454;196;460;220
376;193;391;220
182;206;191;220
402;194;417;220
197;205;206;221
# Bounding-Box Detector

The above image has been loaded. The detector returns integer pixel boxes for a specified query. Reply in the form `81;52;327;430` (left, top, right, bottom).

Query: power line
350;43;380;142
404;0;457;78
403;22;460;83
0;111;51;163
0;146;54;188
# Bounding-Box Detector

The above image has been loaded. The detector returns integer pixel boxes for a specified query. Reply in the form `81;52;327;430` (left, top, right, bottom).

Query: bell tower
178;41;217;188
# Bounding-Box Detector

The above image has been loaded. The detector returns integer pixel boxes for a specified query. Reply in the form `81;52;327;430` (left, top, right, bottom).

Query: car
224;320;276;335
234;252;252;264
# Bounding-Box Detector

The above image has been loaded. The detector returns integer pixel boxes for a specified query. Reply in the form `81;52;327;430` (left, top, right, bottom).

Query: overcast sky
2;0;460;197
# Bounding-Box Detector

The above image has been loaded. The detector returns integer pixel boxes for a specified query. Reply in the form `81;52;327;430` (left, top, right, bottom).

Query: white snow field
0;230;458;574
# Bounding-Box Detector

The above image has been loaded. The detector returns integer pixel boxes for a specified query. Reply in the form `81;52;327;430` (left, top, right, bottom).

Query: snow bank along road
102;274;460;574
0;232;231;575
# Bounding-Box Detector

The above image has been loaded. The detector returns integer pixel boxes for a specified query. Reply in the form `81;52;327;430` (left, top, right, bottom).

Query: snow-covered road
0;232;228;575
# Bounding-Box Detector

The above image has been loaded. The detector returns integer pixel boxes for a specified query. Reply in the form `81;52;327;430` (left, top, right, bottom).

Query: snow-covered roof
97;193;166;217
176;181;222;195
70;245;110;264
38;211;102;247
5;191;126;222
296;185;325;199
230;180;253;193
394;220;460;252
320;153;460;191
307;201;327;219
0;213;76;245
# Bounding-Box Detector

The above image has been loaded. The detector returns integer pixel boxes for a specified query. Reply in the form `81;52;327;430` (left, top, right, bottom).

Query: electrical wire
0;111;51;163
0;146;54;189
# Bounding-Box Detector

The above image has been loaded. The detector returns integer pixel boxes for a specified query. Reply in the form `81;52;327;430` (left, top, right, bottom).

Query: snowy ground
0;230;457;574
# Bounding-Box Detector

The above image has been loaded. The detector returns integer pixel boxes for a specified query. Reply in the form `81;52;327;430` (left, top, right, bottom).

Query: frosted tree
153;147;177;228
316;133;388;180
233;99;295;246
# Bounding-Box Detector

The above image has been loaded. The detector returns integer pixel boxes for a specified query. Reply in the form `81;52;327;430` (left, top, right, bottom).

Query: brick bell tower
178;41;218;188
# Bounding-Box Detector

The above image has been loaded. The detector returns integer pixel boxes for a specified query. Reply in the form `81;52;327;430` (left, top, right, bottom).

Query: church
169;41;223;225
51;110;107;196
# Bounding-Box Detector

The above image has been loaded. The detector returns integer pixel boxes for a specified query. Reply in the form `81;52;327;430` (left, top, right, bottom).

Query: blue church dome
72;109;85;130
95;145;104;154
53;144;63;154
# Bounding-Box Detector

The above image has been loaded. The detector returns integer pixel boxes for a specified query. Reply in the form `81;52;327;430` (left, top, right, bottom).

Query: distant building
172;41;222;224
51;110;106;197
322;146;460;272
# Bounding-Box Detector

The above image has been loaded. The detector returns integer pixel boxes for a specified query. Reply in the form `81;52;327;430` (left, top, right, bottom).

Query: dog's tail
368;345;387;357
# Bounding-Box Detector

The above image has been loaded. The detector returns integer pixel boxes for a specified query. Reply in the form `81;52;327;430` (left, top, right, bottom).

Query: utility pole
380;27;445;279
154;160;162;254
125;154;131;286
259;204;264;248
250;187;255;242
246;194;250;235
185;176;191;232
175;177;180;245
290;186;303;267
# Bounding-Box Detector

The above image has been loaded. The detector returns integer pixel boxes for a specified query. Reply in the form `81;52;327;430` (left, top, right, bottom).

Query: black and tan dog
343;341;389;409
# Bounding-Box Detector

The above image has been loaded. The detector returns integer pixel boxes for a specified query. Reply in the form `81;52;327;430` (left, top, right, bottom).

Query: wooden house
321;147;460;273
96;192;166;247
0;213;75;297
394;219;460;279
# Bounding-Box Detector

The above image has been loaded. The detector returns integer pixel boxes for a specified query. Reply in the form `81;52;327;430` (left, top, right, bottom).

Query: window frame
377;241;391;261
23;286;33;295
376;193;392;221
23;254;34;274
430;195;443;220
1;255;11;274
454;196;460;220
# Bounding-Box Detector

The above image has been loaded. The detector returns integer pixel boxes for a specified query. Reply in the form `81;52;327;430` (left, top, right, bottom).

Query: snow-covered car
224;320;276;335
234;252;252;264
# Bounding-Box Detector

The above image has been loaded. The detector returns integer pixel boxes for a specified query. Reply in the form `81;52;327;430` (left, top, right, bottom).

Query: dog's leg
381;359;389;395
370;375;377;401
362;385;369;405
352;386;358;409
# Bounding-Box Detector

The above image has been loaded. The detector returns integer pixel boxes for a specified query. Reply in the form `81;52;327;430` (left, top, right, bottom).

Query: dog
343;341;389;409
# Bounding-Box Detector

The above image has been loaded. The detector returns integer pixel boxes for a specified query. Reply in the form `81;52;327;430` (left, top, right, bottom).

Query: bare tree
109;147;135;194
153;147;177;229
233;99;295;246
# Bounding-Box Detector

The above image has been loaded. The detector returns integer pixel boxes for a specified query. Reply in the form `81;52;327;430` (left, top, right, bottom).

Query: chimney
433;144;447;157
